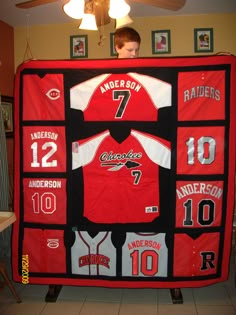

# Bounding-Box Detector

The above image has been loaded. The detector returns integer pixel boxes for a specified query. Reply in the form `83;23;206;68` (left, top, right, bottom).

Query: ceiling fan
15;0;186;27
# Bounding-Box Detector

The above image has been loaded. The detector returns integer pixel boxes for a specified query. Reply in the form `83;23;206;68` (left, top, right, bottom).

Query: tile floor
1;254;236;315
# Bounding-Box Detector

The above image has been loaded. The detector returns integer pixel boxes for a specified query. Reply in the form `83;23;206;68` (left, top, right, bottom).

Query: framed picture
110;33;117;57
194;28;214;53
70;35;88;59
152;30;171;54
0;95;14;136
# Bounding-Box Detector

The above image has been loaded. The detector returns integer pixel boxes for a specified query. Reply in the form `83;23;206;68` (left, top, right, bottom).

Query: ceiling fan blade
94;3;110;27
131;0;186;11
15;0;58;9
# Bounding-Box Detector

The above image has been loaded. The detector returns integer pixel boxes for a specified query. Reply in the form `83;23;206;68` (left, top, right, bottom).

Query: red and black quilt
12;56;236;288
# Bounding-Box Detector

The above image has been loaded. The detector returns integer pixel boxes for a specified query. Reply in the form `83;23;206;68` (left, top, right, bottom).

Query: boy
114;27;141;58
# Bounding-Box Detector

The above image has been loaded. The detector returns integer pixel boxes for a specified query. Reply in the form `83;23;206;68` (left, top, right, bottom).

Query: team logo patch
46;88;60;100
47;238;59;248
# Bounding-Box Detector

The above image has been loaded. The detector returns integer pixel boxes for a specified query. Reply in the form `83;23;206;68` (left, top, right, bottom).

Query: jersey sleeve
129;72;172;110
72;131;110;170
131;130;171;169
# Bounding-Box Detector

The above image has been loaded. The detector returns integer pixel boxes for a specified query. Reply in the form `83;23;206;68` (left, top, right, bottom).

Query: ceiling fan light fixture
116;14;133;29
79;13;98;30
108;0;130;19
63;0;84;20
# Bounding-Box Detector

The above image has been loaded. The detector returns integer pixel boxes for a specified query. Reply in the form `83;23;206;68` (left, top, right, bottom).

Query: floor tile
0;285;21;304
225;273;236;288
196;305;236;315
1;249;236;314
58;286;87;301
225;285;236;306
119;302;157;315
180;288;195;304
158;304;198;315
193;285;232;305
19;284;49;302
85;287;123;302
41;301;83;315
157;288;195;306
122;288;158;303
79;301;120;315
157;289;174;304
0;302;46;315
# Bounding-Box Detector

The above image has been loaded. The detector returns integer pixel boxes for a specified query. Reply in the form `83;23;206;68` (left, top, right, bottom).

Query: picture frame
110;33;117;57
0;95;14;136
70;35;88;59
152;30;171;54
194;28;214;53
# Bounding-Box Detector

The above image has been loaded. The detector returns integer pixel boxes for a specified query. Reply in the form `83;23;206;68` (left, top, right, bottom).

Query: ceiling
0;0;236;27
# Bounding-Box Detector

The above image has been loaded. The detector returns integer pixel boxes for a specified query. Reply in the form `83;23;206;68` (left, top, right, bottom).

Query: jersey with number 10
122;233;168;277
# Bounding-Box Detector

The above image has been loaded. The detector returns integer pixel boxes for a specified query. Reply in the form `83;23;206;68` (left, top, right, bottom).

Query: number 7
113;90;131;118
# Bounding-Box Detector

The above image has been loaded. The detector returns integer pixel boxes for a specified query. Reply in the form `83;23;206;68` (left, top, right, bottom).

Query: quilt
12;55;236;288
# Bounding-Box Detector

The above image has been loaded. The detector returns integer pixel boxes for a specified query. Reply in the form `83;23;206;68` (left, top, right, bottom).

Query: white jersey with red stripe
72;129;171;224
122;233;168;277
70;72;172;121
71;231;116;276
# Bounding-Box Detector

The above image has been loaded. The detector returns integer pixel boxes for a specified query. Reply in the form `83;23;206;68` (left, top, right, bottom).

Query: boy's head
114;27;141;58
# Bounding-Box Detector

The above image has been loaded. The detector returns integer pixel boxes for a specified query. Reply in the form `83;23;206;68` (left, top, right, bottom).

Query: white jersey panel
122;233;168;277
71;231;116;276
70;74;109;111
131;130;171;169
128;73;171;109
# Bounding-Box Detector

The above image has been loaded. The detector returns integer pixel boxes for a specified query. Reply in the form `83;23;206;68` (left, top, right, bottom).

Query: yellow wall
14;13;236;70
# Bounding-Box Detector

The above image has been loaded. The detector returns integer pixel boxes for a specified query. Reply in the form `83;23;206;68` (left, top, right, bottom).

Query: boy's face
116;41;140;58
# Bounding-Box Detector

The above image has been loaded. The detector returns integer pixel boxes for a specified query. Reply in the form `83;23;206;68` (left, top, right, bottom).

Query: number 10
186;137;216;165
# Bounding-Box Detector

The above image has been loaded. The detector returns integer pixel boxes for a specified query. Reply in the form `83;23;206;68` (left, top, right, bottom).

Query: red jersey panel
177;126;225;175
178;70;225;121
70;73;172;121
22;228;66;273
23;178;67;224
23;126;66;173
72;129;171;223
174;232;220;277
23;74;65;121
176;180;224;228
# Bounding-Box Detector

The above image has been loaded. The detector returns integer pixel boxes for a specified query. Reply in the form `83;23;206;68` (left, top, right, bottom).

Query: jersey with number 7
70;72;172;121
72;129;171;224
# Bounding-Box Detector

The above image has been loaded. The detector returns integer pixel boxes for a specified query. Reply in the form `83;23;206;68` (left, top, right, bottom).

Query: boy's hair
114;27;141;49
